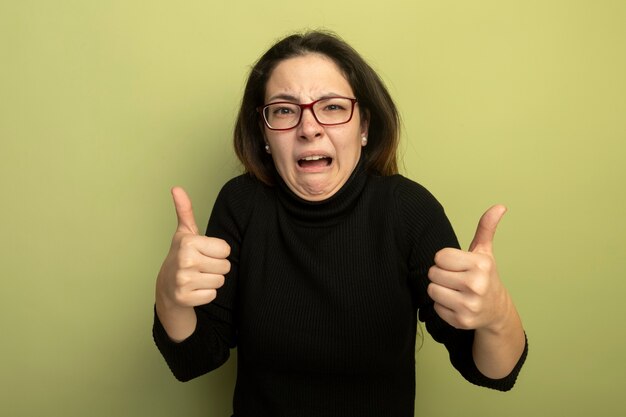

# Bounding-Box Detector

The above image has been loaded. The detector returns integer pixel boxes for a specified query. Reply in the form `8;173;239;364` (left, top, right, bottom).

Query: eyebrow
265;92;348;103
267;93;299;102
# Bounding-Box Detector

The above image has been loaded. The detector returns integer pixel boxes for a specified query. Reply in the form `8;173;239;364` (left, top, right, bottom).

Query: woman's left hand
427;205;512;332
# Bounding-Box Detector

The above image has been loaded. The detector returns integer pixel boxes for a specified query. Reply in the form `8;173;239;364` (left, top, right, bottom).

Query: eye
273;106;295;115
266;103;299;119
317;98;350;113
324;103;345;111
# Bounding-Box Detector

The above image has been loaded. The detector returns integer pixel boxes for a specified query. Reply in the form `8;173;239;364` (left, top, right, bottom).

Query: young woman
153;31;528;417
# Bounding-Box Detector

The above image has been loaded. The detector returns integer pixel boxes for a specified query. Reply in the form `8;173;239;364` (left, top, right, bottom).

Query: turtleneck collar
274;155;368;226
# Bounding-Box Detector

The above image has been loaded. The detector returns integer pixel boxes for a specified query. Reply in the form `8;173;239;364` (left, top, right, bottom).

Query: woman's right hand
155;187;231;342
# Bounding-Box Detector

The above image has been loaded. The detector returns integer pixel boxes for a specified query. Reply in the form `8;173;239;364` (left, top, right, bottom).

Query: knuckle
426;282;436;298
208;259;230;275
222;260;231;274
173;288;188;306
179;235;197;249
466;298;482;315
457;315;475;330
205;289;218;303
434;248;450;264
467;274;488;295
214;275;226;289
207;237;231;258
475;255;494;272
433;251;442;265
175;271;191;287
427;265;438;280
177;253;195;269
220;240;231;257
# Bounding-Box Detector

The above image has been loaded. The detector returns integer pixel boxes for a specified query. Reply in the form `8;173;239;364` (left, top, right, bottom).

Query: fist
427;205;509;331
156;187;231;309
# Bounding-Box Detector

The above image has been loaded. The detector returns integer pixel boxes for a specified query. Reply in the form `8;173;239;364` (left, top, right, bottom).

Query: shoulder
214;173;266;210
367;173;445;218
207;173;266;236
219;173;261;196
368;173;458;251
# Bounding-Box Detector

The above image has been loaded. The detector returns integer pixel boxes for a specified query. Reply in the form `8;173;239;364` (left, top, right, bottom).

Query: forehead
265;53;353;101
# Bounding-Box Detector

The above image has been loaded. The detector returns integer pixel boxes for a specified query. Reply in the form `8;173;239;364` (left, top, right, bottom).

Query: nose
298;108;323;140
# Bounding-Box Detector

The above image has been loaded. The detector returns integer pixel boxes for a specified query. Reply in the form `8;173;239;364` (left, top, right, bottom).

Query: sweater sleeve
152;175;257;381
394;177;527;391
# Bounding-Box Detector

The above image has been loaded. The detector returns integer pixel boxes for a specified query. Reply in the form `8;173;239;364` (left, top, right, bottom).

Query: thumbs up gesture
427;205;510;331
155;187;231;340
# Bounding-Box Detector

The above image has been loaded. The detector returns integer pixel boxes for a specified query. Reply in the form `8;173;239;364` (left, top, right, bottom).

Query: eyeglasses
258;97;358;131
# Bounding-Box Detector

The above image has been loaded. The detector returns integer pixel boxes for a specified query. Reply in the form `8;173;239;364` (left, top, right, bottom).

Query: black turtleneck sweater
153;160;528;417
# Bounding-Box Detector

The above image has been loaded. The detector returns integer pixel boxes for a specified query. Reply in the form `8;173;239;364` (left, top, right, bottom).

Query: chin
297;180;343;201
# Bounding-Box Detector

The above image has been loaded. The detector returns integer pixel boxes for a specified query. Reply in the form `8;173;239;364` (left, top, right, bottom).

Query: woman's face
263;53;368;201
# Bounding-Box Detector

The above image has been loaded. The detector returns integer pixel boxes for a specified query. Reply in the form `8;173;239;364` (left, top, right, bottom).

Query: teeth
301;155;327;161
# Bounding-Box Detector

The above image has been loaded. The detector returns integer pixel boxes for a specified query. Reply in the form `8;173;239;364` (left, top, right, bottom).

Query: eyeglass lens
263;97;354;130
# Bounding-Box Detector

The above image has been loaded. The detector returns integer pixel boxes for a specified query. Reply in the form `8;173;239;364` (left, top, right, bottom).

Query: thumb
171;186;199;235
468;204;507;253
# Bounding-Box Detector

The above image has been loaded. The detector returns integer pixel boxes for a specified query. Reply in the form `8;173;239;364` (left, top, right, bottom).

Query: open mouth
297;155;332;169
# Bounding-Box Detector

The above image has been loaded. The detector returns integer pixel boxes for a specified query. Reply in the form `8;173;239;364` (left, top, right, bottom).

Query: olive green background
2;1;625;416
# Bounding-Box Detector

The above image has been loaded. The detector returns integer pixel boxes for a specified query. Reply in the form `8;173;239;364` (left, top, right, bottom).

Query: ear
360;107;370;138
258;120;267;138
258;122;270;152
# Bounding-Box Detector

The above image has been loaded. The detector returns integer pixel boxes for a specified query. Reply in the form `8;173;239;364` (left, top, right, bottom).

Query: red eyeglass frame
256;96;358;131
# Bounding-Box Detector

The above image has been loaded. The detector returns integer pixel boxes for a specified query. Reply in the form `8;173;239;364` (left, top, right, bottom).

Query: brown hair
234;30;400;185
